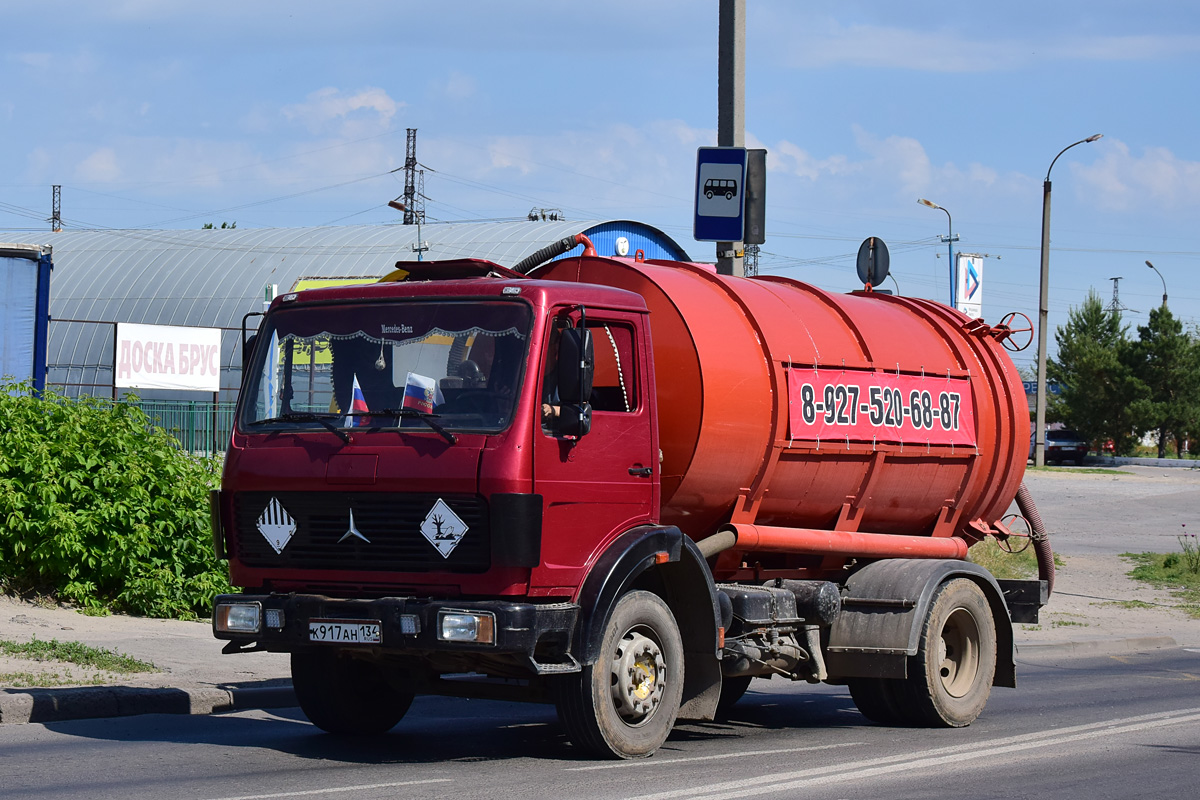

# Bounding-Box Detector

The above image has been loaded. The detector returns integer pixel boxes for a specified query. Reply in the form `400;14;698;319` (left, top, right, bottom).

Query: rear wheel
893;578;996;727
554;591;684;758
291;649;414;734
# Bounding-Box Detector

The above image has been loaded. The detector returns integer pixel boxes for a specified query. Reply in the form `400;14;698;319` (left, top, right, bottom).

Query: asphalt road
2;646;1198;800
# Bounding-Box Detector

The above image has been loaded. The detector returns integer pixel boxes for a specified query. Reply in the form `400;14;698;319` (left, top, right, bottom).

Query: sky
3;1;1199;375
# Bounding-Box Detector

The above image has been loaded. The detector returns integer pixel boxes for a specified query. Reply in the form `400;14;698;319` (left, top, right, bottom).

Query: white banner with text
115;322;222;392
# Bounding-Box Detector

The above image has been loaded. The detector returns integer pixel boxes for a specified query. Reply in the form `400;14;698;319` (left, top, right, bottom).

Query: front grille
234;491;490;573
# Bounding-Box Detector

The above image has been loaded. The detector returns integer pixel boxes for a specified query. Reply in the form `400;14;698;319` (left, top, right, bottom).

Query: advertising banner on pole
956;254;983;319
116;322;222;392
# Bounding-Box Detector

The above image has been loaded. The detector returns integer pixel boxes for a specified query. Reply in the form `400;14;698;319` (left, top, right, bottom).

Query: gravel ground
1009;464;1200;648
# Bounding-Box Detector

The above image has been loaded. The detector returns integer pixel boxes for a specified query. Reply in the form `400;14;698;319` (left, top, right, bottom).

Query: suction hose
512;232;597;274
1015;482;1054;597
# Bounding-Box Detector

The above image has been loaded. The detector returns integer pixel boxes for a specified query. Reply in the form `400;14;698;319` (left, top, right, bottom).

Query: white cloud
76;148;121;182
442;71;477;101
281;87;401;135
1075;140;1200;213
763;16;1200;72
11;52;53;69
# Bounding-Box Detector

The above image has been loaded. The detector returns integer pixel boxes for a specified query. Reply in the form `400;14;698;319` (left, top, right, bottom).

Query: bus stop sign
694;147;747;242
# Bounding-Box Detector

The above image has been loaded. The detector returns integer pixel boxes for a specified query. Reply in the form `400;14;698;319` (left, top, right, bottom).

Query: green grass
0;638;157;673
969;537;1040;580
1097;599;1155;610
1121;552;1200;620
1024;465;1133;475
0;671;108;688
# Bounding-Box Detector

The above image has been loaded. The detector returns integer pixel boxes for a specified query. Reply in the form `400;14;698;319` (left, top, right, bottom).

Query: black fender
825;559;1016;688
573;525;723;721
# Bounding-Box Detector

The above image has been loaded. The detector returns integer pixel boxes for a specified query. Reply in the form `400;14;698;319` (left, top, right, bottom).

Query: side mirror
557;402;592;438
242;333;258;369
241;311;265;370
557;325;594;405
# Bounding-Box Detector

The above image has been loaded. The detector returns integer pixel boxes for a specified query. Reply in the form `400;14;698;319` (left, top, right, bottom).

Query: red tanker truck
211;235;1051;759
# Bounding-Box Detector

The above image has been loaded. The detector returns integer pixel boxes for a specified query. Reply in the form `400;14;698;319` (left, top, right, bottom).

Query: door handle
628;466;653;477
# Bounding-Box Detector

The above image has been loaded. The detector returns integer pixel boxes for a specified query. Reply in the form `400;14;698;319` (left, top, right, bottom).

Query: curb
0;684;295;725
1016;636;1179;657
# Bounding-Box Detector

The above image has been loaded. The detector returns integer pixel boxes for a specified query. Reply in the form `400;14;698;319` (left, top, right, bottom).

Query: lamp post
1146;260;1167;308
388;199;429;262
918;198;958;306
1034;134;1103;467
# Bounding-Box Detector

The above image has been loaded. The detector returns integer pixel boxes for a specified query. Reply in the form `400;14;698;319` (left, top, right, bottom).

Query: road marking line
626;709;1200;800
566;742;865;771
199;779;453;800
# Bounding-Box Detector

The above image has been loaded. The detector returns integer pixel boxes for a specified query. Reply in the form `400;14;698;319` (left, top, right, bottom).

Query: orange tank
535;256;1029;551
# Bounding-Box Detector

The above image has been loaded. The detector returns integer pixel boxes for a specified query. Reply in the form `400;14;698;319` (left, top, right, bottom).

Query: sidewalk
3;555;1196;725
0;594;292;724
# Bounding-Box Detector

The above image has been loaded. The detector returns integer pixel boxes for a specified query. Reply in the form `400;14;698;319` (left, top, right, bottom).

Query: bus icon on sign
704;178;738;200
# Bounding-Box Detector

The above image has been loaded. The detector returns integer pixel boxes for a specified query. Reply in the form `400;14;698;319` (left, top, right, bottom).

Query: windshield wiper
249;412;351;444
347;409;457;445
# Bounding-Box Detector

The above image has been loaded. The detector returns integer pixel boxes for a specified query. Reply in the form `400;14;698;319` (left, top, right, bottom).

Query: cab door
530;309;658;593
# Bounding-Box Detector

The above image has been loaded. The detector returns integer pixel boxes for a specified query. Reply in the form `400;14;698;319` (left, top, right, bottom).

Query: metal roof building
38;220;691;400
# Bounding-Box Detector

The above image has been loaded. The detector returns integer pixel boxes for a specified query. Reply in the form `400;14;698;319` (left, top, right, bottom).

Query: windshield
240;300;531;434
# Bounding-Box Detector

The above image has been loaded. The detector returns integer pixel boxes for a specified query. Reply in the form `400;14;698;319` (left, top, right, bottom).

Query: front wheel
291;649;414;734
554;590;684;758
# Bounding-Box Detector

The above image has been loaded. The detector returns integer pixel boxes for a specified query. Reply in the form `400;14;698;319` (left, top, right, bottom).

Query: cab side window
589;322;636;412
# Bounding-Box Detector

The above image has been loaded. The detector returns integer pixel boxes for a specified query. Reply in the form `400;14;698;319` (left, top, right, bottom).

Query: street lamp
388;199;429;262
1146;260;1167;308
918;198;959;306
1034;133;1103;467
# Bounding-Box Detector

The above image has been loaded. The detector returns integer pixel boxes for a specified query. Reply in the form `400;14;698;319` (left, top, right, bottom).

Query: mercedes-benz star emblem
337;508;370;544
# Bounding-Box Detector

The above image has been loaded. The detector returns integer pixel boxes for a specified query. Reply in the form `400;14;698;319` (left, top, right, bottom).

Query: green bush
0;380;230;618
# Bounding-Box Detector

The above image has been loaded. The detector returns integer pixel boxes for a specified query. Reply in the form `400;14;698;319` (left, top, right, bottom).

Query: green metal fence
137;400;237;455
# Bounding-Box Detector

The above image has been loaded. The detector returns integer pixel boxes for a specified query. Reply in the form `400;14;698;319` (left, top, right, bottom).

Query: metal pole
111;322;118;401
945;210;955;307
716;0;745;277
1034;134;1102;468
1035;178;1052;468
1146;260;1167;308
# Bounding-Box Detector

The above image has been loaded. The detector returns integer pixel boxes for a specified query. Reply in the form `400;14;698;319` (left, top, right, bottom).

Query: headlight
437;610;495;644
215;602;262;634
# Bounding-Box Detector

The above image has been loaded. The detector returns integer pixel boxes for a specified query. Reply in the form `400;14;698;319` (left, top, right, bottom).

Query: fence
137;399;237;455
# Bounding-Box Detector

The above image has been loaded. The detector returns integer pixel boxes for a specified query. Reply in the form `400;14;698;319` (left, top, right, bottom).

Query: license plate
308;619;382;645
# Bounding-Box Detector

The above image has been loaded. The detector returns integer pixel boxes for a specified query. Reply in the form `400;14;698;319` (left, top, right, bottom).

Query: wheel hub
610;630;666;723
938;607;981;698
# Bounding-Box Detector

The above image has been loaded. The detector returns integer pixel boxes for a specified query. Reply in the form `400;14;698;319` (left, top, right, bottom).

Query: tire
716;675;752;714
291;649;414;734
892;578;996;727
705;190;714;199
554;590;684;758
725;191;734;200
848;678;904;724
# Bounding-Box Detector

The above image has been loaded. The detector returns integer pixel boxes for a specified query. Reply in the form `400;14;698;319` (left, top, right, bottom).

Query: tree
1047;290;1145;455
1124;306;1200;458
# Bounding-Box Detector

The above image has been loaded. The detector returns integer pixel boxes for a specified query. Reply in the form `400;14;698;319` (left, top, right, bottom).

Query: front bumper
213;594;580;675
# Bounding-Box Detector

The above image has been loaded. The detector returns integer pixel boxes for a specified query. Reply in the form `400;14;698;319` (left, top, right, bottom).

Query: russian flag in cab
344;373;370;427
402;372;443;414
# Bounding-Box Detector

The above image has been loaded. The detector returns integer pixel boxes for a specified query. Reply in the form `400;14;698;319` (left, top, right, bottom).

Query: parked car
1029;428;1089;465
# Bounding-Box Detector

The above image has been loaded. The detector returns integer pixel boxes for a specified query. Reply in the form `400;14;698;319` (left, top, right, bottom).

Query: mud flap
825;559;1016;688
